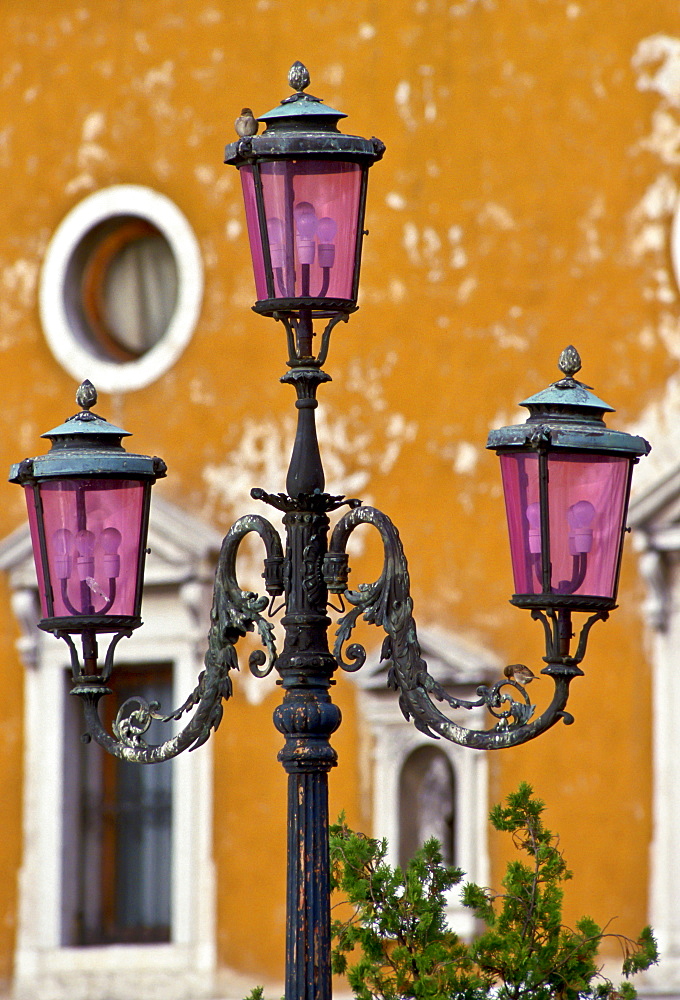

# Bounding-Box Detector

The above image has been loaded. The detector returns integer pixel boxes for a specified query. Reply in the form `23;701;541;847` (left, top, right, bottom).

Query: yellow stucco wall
0;0;678;986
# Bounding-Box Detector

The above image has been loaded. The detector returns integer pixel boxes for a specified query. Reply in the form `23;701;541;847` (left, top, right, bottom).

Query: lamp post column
271;366;341;1000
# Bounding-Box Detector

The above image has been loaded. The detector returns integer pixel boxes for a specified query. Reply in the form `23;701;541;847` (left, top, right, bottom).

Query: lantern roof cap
519;345;615;417
487;347;651;458
224;62;385;166
10;381;167;484
40;380;132;444
257;61;347;128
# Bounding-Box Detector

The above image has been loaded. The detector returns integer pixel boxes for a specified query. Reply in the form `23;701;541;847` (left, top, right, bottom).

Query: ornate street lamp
10;64;650;1000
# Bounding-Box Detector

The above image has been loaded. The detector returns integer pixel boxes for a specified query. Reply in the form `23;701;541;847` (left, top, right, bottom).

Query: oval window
41;186;203;393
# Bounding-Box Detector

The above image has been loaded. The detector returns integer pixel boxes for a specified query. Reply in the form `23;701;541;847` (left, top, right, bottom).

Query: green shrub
329;783;657;1000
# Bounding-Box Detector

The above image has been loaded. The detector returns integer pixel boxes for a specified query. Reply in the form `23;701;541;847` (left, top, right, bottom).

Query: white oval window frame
40;185;203;393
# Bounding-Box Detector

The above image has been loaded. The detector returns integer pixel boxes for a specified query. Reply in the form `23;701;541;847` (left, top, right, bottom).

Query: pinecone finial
558;345;581;379
288;61;310;93
76;379;98;411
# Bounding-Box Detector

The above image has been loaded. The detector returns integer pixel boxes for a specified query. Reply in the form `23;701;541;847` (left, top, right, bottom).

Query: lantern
10;381;166;635
224;61;384;361
487;347;650;613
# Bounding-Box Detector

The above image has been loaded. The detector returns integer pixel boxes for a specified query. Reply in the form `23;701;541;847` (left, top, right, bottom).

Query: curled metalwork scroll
72;513;284;763
325;505;597;751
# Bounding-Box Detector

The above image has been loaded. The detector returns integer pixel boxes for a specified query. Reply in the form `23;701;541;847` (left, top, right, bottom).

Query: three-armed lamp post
10;63;650;1000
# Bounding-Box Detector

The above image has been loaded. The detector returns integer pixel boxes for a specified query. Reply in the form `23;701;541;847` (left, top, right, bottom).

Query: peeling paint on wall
576;196;605;264
435;439;480;475
202;355;418;533
402;221;475;285
65;111;109;195
321;63;344;86
2;259;38;308
630;34;680;490
449;0;496;16
633;34;680;108
1;258;39;338
629;173;678;260
386;191;407;210
395;80;417;131
477;202;517;231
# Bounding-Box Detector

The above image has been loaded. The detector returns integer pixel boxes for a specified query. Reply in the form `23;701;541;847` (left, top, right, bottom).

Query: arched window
399;746;455;868
356;627;495;939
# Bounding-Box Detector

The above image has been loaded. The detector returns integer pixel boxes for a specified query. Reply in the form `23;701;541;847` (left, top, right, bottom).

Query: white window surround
629;465;680;996
40;185;203;393
671;204;680;296
354;626;496;940
0;497;222;1000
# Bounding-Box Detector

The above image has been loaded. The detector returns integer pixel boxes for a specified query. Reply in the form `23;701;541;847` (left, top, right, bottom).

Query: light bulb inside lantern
267;216;284;245
101;526;122;579
75;529;95;581
317;216;337;269
294;202;318;266
267;216;285;270
567;499;596;554
294;202;318;238
53;528;73;580
317;216;337;242
526;502;541;554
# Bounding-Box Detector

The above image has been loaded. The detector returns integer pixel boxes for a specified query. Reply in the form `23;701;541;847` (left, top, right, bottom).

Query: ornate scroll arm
71;513;284;763
324;505;594;751
206;512;284;680
75;646;237;763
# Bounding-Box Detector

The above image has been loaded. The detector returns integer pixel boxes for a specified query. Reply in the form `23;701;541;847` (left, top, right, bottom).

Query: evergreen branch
329;784;658;1000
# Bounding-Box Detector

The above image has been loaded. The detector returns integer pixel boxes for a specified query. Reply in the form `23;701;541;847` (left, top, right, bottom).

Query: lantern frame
9;381;166;636
486;346;650;614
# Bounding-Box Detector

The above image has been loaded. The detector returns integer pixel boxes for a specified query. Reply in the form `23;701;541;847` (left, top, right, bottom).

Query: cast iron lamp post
10;63;650;1000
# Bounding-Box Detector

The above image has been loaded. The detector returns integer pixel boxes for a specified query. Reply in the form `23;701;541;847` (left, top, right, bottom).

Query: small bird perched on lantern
504;663;539;685
234;107;259;138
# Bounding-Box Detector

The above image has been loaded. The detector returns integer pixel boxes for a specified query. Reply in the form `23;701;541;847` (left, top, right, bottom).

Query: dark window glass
62;663;173;945
398;746;455;868
65;216;178;362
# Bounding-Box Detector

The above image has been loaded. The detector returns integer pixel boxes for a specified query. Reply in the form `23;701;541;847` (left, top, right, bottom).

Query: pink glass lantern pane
25;487;50;618
499;451;631;601
499;452;539;596
241;160;363;301
241;165;267;300
33;479;147;619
